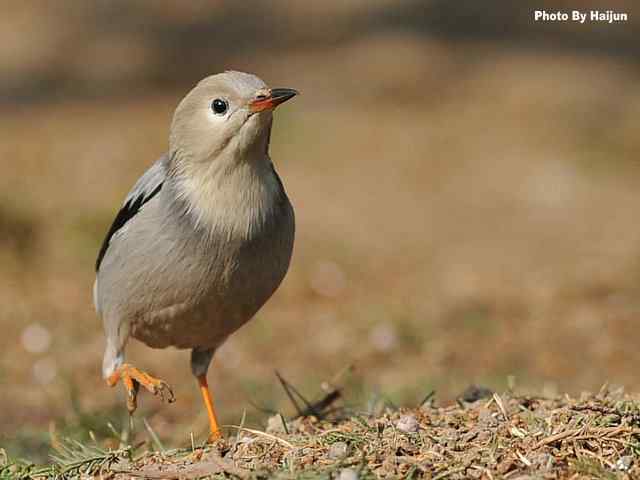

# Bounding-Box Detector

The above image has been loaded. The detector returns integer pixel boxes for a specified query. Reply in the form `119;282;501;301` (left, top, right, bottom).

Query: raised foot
107;363;175;413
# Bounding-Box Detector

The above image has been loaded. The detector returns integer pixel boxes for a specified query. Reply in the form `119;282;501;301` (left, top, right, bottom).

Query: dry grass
3;386;640;479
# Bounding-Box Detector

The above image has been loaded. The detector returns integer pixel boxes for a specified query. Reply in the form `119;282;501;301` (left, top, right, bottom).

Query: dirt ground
2;3;640;468
5;387;640;479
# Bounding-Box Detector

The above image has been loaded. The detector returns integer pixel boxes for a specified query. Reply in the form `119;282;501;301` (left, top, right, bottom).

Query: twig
493;393;509;421
143;418;165;452
433;466;466;480
299;388;342;418
516;451;532;467
233;409;247;451
535;428;583;449
224;425;295;449
275;370;309;417
419;390;436;408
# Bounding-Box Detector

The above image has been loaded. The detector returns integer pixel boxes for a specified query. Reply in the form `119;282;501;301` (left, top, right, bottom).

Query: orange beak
249;88;298;113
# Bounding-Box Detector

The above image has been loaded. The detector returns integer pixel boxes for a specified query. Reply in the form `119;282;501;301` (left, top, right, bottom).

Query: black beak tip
271;88;299;100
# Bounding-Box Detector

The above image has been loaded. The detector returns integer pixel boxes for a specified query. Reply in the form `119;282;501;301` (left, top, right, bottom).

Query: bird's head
169;71;297;165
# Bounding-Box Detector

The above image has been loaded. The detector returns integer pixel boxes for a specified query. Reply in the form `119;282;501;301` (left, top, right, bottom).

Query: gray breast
96;176;294;351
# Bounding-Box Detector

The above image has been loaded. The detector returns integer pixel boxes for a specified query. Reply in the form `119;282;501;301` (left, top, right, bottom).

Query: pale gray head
169;71;298;165
166;71;297;234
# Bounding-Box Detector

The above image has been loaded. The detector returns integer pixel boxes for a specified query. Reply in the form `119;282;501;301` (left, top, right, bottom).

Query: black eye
211;98;228;115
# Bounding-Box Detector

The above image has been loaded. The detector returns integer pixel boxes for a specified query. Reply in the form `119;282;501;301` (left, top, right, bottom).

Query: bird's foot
107;363;175;413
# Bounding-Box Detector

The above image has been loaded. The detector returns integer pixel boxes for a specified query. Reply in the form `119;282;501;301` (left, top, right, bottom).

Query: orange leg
197;374;222;441
107;363;175;413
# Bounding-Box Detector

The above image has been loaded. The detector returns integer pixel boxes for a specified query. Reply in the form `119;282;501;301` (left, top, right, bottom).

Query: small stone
337;467;359;480
328;441;349;460
265;414;287;434
615;455;633;471
396;414;419;433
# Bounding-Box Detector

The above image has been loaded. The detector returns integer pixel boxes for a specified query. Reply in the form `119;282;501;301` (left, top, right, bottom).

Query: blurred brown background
2;0;640;460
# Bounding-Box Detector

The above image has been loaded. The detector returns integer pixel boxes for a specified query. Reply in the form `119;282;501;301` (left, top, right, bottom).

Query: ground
4;386;640;479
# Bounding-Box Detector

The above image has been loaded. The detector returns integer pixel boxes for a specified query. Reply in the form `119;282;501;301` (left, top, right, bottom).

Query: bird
93;71;297;441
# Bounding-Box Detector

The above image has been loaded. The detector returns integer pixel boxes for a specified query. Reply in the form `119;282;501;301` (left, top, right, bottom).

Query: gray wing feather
125;155;167;206
95;154;168;272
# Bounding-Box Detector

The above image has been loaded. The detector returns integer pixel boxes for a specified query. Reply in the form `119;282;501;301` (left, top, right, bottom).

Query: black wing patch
95;182;163;272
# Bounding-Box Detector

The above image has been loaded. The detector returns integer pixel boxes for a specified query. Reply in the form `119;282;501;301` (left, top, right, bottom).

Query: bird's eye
211;98;228;115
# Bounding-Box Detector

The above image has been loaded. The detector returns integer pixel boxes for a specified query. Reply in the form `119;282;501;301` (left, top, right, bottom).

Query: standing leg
191;348;222;441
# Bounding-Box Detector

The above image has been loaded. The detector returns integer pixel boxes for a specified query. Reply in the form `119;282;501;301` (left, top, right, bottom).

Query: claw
154;380;176;403
126;380;140;413
107;364;175;414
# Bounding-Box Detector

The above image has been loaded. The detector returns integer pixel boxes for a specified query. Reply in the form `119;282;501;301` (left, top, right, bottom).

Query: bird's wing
95;155;168;272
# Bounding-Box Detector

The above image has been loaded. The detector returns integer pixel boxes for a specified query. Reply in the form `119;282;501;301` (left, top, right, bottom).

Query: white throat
171;153;283;241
